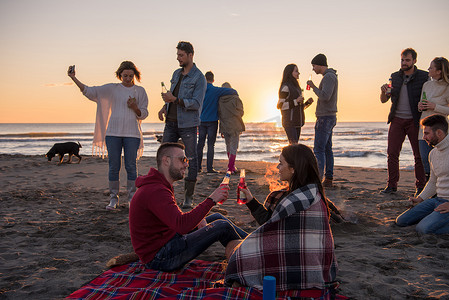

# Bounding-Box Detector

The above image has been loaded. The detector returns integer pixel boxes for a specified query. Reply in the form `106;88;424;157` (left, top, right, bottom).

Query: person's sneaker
380;186;397;194
414;187;424;197
206;169;219;175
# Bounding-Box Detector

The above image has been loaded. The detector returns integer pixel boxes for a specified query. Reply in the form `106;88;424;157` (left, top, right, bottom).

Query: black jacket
387;66;428;127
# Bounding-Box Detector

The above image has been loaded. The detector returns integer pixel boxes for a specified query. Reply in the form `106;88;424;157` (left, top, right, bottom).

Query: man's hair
205;71;214;82
401;48;417;60
156;142;185;168
176;41;194;55
421;114;448;134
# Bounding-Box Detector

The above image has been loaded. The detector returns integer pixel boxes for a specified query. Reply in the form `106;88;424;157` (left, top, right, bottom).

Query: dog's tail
78;142;82;148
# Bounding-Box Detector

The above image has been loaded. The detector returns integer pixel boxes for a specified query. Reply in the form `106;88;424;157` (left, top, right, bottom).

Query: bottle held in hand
386;77;392;96
237;169;247;205
306;74;312;90
421;91;428;111
161;82;168;93
218;171;232;204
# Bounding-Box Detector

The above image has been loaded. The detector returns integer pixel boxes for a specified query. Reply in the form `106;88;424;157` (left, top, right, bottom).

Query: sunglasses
169;156;189;163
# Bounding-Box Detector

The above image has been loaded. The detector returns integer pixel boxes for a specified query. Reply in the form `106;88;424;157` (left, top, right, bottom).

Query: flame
264;164;288;192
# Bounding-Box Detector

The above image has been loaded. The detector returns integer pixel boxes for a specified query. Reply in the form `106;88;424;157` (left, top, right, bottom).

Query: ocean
0;122;416;170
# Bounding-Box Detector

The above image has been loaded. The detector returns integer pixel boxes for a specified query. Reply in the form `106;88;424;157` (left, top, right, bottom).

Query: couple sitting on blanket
129;142;338;291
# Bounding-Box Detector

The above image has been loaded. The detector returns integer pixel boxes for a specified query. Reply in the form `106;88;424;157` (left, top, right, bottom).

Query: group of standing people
379;48;449;234
278;54;339;187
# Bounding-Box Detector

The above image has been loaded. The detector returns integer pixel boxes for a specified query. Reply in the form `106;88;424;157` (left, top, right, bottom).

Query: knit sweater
419;134;449;200
82;83;148;157
418;80;449;139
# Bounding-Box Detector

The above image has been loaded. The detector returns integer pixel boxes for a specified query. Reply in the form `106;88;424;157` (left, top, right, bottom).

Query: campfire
264;164;288;192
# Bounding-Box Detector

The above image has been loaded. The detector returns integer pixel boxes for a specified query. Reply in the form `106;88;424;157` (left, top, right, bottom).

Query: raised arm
67;65;86;92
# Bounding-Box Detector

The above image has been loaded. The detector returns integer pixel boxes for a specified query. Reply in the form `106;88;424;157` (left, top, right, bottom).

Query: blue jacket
201;83;237;122
388;66;428;127
168;64;207;128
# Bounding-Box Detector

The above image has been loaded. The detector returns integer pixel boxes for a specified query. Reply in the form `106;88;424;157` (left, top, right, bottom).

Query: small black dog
46;142;82;165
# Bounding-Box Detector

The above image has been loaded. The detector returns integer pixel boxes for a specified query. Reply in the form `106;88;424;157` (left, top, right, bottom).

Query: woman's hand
241;186;254;202
127;97;141;117
420;101;436;111
296;96;304;104
435;202;449;213
67;65;75;78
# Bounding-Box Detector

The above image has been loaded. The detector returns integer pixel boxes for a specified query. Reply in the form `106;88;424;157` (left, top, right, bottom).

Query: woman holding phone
68;61;149;210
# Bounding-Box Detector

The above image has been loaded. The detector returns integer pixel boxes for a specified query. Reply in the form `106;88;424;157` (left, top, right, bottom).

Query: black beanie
311;54;327;67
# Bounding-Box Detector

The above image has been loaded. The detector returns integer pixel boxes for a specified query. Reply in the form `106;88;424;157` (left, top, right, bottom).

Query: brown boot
322;178;334;188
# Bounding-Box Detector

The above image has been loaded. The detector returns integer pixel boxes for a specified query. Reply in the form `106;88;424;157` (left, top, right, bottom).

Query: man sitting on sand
396;114;449;234
129;142;247;271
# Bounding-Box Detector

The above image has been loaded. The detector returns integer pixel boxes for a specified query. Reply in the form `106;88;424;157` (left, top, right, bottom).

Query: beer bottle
306;74;312;90
217;171;231;204
237;169;247;205
161;82;168;93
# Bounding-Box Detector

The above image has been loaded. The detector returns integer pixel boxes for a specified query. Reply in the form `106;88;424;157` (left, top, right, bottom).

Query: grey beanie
311;54;328;67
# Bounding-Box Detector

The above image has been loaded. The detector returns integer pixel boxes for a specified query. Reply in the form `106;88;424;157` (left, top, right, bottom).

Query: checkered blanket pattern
67;259;347;299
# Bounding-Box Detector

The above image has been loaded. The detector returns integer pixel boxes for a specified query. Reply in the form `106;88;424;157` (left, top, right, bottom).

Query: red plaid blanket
67;260;347;299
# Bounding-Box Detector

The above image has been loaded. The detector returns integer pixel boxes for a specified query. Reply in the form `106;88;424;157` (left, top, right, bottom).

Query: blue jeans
163;122;198;182
105;136;140;181
314;116;337;179
419;139;433;176
146;213;247;272
396;197;449;234
284;126;301;144
197;121;218;172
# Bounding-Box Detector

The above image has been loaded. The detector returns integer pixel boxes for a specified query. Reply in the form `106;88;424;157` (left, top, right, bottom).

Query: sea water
0;122;415;170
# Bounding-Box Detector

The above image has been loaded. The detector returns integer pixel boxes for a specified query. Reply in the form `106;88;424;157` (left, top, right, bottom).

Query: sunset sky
1;0;448;124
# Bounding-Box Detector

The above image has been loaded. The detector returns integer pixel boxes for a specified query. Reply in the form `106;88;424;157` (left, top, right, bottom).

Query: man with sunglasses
129;142;247;271
159;41;207;208
380;48;428;196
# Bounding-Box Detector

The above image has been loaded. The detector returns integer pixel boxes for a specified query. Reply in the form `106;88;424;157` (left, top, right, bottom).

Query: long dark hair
279;64;300;96
281;144;330;213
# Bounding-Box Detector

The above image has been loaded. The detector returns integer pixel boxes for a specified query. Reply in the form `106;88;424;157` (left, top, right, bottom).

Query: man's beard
401;65;413;71
426;137;439;147
169;164;184;181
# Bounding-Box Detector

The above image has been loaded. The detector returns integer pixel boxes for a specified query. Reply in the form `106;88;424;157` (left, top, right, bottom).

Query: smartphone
68;65;75;73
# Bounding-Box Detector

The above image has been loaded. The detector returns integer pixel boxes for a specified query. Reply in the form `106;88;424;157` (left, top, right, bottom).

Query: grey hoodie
313;68;338;117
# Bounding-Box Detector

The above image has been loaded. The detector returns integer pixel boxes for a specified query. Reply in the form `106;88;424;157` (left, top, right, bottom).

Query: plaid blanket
225;184;338;291
67;259;347;300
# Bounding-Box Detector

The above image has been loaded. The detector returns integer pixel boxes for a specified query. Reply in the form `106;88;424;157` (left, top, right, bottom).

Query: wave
334;150;385;158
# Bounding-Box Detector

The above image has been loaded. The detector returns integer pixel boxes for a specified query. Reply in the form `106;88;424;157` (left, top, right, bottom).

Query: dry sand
1;154;448;299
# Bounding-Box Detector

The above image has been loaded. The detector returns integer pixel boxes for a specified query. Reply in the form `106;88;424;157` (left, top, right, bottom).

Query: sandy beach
1;154;448;299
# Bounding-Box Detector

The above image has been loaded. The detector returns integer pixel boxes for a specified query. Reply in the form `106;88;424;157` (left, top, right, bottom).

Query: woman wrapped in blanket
225;144;338;293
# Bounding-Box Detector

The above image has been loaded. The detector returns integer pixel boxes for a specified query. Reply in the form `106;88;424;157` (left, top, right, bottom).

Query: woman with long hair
277;64;313;144
418;57;449;180
225;144;338;294
68;61;149;210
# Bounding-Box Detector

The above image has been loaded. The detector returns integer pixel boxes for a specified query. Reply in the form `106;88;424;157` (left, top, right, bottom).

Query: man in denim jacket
159;41;207;208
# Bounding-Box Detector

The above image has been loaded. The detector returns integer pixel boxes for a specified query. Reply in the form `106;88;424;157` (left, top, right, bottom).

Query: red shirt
129;168;215;264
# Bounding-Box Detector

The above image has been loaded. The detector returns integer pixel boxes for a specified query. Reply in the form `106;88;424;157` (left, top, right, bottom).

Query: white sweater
83;83;149;138
420;134;449;200
418;80;449;140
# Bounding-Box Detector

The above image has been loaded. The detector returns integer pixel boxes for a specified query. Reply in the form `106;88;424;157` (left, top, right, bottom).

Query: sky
1;0;448;124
